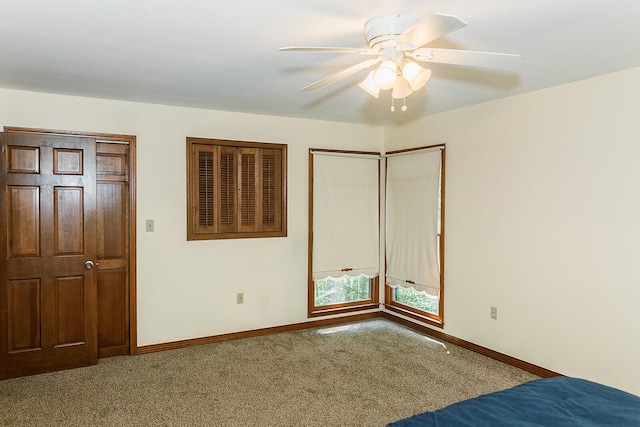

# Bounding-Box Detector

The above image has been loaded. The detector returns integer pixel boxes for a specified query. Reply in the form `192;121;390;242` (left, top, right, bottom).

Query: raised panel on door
54;187;84;256
7;279;41;353
53;148;83;175
7;186;40;257
96;149;126;179
97;269;127;351
54;276;86;347
0;132;97;379
7;145;39;174
97;182;126;259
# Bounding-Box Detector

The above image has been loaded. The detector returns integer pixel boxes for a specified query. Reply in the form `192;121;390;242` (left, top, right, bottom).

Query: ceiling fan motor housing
365;14;418;48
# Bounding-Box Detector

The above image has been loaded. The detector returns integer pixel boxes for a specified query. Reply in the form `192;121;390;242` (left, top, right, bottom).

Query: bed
387;376;640;426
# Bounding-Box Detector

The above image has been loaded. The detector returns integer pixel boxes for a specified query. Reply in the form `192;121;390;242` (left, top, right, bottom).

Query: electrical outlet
490;306;498;320
145;219;154;232
237;293;244;304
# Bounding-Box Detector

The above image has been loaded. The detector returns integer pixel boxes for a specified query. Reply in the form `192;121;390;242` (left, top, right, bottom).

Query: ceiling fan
280;13;521;110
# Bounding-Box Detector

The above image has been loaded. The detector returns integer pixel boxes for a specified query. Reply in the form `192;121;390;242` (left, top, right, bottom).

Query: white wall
3;66;639;396
385;67;640;395
0;88;383;346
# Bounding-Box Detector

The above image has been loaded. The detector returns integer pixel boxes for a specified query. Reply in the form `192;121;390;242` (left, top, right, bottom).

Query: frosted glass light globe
401;61;431;91
373;60;398;90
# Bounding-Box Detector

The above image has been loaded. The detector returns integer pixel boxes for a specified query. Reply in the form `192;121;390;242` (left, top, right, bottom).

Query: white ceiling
2;1;640;125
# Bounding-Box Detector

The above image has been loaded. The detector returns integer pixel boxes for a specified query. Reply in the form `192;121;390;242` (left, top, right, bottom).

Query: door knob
84;260;94;270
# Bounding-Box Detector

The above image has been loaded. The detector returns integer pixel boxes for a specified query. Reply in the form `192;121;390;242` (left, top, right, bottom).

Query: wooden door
0;132;97;379
96;142;130;357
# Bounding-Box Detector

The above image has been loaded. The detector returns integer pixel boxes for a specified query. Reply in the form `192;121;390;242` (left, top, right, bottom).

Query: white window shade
386;150;442;295
312;154;379;280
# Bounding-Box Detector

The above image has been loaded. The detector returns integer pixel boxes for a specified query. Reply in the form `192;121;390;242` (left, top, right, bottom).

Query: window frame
308;148;380;317
187;137;287;240
384;144;446;328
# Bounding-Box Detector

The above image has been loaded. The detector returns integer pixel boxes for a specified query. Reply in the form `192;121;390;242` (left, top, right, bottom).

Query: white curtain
312;153;379;280
386;150;441;295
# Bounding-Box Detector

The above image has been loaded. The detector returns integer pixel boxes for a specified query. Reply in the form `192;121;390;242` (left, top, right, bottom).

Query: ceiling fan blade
300;58;381;92
280;46;378;55
410;48;522;71
396;13;467;50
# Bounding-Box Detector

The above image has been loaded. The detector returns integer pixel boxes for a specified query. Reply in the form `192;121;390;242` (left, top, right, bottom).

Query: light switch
146;219;154;232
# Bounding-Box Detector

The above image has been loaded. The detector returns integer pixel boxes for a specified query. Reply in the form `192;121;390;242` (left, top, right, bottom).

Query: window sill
383;303;444;329
309;302;381;318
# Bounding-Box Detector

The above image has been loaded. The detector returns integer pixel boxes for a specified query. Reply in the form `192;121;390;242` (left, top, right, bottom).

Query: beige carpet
0;319;538;426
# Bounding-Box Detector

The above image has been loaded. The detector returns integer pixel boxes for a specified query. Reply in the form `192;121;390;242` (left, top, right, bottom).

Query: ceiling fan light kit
391;76;412;99
402;62;431;91
373;59;398;90
280;12;521;112
358;71;380;98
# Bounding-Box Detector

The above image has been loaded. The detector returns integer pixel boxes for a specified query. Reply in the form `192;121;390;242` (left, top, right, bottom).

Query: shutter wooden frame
260;148;282;232
193;144;216;235
187;138;287;240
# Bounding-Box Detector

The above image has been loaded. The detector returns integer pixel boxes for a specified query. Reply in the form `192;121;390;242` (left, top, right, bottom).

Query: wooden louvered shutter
218;146;237;233
260;148;281;232
187;137;286;240
194;144;216;235
238;148;258;232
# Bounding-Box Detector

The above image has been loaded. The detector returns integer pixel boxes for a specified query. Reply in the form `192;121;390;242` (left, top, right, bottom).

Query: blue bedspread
387;377;640;426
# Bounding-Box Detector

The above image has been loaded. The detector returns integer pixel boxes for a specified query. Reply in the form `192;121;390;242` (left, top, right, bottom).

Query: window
385;145;445;326
187;138;287;240
314;274;373;307
308;149;380;316
392;287;440;315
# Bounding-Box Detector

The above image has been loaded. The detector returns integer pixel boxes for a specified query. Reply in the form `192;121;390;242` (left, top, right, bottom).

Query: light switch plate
146;219;154;232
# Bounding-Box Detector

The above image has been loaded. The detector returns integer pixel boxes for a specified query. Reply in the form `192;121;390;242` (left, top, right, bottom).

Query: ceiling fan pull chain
390;98;395;112
402;98;408;112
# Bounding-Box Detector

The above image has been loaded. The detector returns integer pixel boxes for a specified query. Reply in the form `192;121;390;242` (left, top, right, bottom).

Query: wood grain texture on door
96;142;130;358
1;132;97;379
